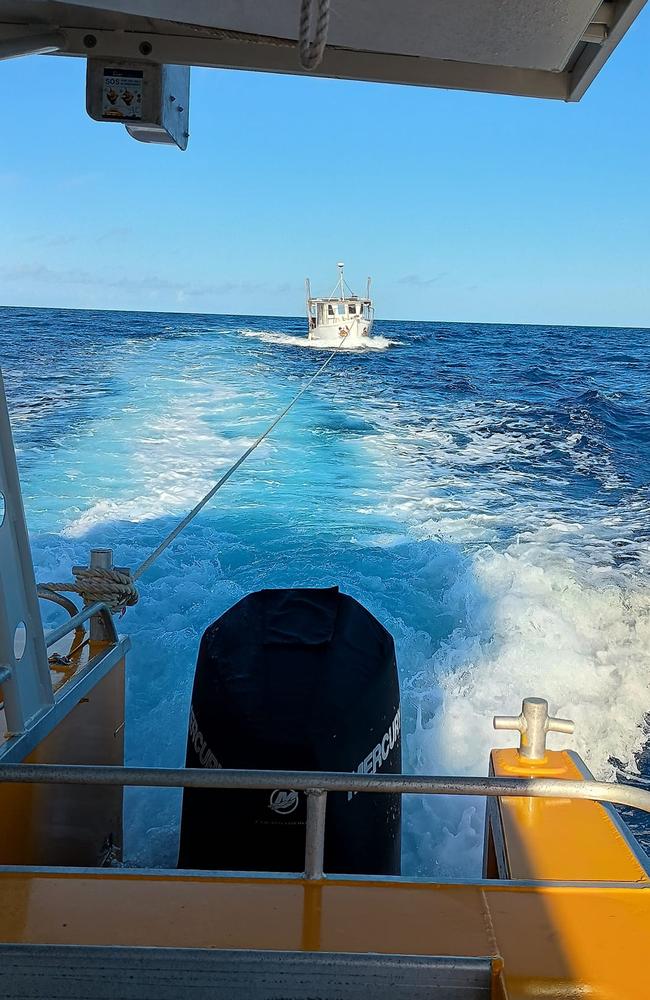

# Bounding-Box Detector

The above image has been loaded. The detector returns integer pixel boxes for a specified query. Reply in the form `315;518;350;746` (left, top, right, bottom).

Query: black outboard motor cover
178;587;401;875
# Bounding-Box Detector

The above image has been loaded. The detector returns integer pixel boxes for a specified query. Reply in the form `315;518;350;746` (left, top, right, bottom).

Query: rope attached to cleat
39;566;139;613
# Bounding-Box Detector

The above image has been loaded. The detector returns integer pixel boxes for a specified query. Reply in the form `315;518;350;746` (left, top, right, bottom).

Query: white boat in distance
305;263;374;345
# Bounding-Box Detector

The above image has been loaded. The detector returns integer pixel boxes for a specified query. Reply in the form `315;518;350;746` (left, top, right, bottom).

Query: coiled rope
298;0;331;70
39;336;348;613
39;567;139;614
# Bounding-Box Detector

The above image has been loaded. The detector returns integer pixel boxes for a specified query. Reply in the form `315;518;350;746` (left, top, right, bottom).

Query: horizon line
1;301;649;333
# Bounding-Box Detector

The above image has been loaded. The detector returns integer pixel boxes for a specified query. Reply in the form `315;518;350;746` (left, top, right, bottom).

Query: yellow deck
491;747;648;882
0;869;648;998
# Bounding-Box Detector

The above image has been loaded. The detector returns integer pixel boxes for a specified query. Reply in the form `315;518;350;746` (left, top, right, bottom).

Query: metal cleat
493;697;575;760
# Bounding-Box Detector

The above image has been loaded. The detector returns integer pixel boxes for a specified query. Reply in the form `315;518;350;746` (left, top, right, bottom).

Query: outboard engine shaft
178;587;401;875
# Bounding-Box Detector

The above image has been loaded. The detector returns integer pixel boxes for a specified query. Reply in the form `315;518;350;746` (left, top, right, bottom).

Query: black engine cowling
178;586;401;875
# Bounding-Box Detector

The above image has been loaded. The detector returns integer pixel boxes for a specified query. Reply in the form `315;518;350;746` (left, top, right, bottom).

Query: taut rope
40;335;349;612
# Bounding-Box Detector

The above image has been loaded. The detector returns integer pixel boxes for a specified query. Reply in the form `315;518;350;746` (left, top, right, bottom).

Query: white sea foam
357;394;650;875
239;329;399;351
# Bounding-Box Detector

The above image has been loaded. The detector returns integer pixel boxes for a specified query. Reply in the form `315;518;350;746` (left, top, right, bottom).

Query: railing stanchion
304;789;327;879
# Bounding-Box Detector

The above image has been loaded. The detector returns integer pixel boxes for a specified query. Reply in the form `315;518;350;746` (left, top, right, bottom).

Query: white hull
308;314;373;345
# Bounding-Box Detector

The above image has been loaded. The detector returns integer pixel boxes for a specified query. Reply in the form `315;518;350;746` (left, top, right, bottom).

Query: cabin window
349;304;356;314
328;304;334;316
337;304;345;315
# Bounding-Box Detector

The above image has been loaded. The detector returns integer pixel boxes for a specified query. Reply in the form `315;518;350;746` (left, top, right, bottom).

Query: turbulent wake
3;306;649;871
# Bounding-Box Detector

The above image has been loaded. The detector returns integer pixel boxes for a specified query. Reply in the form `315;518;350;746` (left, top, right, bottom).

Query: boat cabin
309;297;372;329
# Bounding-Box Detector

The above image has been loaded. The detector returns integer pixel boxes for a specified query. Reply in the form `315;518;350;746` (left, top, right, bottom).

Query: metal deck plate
0;945;492;998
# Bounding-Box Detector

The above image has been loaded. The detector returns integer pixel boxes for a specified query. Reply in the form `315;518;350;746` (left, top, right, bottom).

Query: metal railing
43;600;111;648
1;763;649;879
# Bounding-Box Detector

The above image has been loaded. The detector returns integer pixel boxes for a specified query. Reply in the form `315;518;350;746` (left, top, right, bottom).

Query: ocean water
1;305;649;876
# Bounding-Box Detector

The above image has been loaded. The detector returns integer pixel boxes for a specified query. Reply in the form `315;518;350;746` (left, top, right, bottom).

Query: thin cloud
397;272;448;288
0;263;293;299
57;172;105;191
1;263;94;285
20;234;78;248
96;227;133;243
0;171;24;189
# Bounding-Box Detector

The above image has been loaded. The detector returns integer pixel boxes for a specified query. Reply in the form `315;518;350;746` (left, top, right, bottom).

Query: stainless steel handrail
1;764;648;809
1;763;649;879
44;601;110;648
37;587;79;620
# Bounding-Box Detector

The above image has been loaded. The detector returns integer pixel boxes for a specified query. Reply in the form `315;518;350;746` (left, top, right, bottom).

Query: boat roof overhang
310;296;367;303
0;0;646;102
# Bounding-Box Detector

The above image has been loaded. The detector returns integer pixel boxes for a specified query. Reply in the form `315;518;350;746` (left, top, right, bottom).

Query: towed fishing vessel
306;264;374;344
1;2;650;998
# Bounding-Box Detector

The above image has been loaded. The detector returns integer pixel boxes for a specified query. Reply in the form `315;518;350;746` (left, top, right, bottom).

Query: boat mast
337;262;345;300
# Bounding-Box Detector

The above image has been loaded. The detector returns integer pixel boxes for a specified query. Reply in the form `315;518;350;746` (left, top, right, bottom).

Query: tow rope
39;335;349;612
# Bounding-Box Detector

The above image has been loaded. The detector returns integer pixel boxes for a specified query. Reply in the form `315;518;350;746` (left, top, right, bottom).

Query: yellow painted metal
0;870;647;998
0;633;648;998
0;641;124;867
490;748;647;882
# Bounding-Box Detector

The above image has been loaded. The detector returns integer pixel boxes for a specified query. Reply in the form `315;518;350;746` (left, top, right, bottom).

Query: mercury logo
348;707;401;801
269;789;299;815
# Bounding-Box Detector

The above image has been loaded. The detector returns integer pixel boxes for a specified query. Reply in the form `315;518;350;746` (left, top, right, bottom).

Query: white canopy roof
0;0;646;100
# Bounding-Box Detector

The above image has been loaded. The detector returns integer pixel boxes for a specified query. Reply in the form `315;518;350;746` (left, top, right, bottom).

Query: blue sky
1;11;649;326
